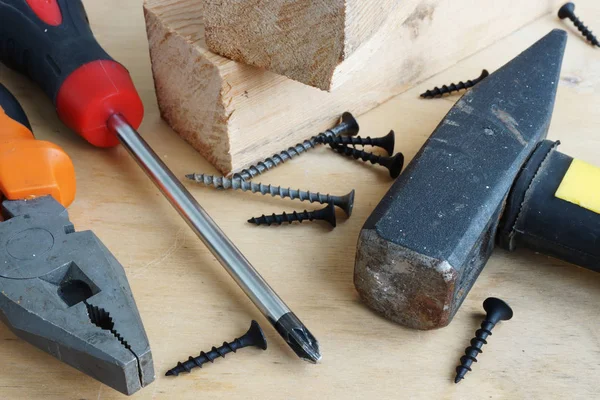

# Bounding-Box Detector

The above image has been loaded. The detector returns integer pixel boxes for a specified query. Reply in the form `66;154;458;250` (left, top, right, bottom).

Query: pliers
0;83;154;395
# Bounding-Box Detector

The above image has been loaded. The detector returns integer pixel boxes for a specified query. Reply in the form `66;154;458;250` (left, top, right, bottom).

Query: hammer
354;30;600;330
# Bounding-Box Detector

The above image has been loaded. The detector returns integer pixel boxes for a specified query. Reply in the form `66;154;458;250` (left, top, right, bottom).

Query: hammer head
354;30;567;330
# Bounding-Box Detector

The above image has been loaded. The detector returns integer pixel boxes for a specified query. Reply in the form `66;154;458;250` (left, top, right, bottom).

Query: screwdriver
0;0;321;363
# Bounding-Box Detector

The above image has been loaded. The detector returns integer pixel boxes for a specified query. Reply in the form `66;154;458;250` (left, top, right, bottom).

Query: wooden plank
144;0;560;175
202;0;408;90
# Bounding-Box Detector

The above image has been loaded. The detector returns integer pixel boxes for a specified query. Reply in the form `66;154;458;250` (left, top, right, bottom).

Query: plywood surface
0;1;599;399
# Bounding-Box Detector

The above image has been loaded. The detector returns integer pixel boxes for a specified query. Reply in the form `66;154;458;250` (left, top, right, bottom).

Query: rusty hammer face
355;30;575;330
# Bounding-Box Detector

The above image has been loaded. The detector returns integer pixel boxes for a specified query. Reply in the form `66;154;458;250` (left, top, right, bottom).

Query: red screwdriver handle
0;0;144;147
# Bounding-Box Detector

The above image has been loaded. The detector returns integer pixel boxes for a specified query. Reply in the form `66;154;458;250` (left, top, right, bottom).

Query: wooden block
202;0;407;90
144;0;559;175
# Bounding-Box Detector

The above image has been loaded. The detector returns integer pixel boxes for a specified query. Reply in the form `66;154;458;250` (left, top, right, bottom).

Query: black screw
165;320;267;377
559;3;600;46
316;130;396;156
330;144;404;179
420;70;490;98
248;203;337;227
186;174;356;217
454;297;514;384
233;112;359;181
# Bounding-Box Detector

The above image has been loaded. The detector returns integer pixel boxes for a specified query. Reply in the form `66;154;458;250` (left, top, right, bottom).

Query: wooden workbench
0;1;598;399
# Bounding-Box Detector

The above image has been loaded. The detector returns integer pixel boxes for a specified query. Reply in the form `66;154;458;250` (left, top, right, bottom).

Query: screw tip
185;173;195;180
454;375;463;384
165;370;176;377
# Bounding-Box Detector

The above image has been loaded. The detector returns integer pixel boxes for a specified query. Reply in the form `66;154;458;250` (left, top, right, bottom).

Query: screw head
339;189;355;217
389;153;405;179
381;130;396;156
322;203;337;227
240;320;268;350
558;2;575;19
483;297;513;323
340;112;360;136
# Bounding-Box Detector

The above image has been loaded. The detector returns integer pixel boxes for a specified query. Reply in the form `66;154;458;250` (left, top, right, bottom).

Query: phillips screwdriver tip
275;313;322;364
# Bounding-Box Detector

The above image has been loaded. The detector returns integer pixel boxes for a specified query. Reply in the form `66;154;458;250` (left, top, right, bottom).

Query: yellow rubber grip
555;159;600;215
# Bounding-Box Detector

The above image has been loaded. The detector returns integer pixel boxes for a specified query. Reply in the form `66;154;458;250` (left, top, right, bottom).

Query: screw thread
570;15;600;46
317;135;374;147
331;144;385;166
166;340;240;376
166;321;266;377
234;113;357;181
455;320;496;383
188;174;338;206
234;139;318;181
249;210;315;226
330;144;404;178
421;70;489;98
318;134;390;152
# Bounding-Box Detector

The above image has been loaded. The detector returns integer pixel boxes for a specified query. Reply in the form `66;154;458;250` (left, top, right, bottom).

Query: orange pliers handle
0;84;76;207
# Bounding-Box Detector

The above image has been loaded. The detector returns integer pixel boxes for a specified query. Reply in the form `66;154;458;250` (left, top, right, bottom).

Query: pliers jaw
0;196;154;395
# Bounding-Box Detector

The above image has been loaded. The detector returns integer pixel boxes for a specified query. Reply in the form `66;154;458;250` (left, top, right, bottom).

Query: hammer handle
499;141;600;272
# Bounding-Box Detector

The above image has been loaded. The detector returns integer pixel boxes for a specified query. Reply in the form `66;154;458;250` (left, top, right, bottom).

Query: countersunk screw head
339;112;360;136
339;189;355;217
239;320;268;350
388;153;405;179
379;130;396;156
483;297;514;324
558;2;575;19
322;203;337;227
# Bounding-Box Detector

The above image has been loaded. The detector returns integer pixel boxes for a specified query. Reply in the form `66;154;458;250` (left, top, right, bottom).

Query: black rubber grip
0;82;32;131
499;140;600;272
0;0;113;103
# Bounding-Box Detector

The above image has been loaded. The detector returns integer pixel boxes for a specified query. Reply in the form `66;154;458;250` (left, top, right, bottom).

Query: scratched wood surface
0;1;599;399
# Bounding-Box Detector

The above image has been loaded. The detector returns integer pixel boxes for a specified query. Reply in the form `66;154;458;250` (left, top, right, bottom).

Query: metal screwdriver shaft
107;114;321;363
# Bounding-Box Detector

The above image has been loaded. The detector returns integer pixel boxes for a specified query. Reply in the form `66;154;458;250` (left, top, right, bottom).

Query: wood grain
202;0;404;90
145;0;560;175
0;1;599;399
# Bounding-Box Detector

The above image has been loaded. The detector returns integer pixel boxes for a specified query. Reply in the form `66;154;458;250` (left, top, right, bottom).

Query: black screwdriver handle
0;0;143;147
0;0;110;102
0;83;31;131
